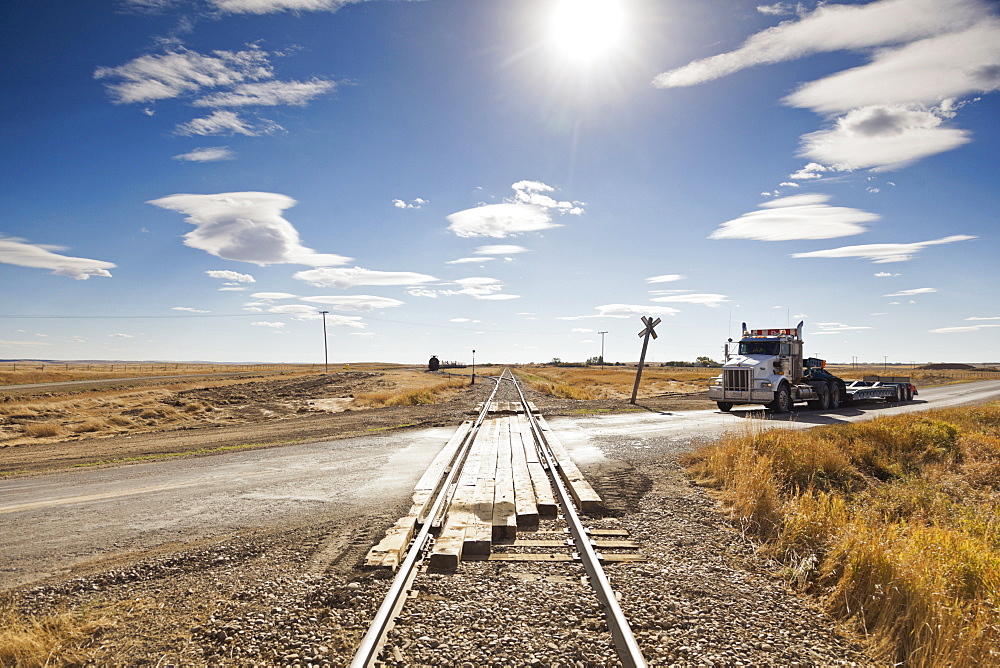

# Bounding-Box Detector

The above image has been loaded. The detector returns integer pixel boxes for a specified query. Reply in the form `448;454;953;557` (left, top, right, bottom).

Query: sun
549;0;626;62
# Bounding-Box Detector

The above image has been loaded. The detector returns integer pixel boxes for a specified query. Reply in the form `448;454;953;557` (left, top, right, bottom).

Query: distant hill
918;363;1000;372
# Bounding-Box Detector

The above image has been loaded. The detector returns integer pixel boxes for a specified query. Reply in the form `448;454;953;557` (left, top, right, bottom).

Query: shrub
71;419;106;433
23;422;63;438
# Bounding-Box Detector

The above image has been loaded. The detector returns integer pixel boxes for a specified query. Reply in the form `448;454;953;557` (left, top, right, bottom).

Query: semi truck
707;322;916;412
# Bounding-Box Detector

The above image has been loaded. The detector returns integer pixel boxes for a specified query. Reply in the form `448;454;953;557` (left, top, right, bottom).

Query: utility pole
471;349;476;385
320;311;329;373
630;316;660;405
598;331;608;368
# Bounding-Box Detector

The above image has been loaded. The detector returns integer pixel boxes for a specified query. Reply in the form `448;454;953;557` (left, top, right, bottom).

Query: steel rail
349;373;504;668
508;373;649;668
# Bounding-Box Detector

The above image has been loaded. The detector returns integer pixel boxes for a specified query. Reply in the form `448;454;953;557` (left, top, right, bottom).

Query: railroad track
351;369;647;667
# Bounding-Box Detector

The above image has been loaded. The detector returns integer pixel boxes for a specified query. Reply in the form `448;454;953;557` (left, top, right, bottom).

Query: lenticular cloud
148;192;350;266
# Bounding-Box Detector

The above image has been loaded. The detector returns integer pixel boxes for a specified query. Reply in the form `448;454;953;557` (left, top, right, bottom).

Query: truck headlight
710;377;722;386
760;381;772;388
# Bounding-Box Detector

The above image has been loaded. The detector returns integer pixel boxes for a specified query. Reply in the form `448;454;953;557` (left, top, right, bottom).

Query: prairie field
513;364;718;400
683;402;1000;666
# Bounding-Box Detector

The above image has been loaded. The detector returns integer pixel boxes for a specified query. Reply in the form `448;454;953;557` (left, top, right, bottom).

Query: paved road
2;381;997;591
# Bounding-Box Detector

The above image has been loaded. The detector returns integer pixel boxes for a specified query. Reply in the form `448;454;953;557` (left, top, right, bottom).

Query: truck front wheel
769;384;792;413
717;402;734;412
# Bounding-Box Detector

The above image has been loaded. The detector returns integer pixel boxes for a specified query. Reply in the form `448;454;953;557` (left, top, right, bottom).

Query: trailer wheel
769;383;792;413
828;382;841;409
717;402;734;412
904;386;913;401
808;385;830;410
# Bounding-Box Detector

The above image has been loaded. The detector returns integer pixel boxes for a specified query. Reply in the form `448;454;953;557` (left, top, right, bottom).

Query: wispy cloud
172;306;211;313
557;304;680;320
174;146;235;162
206;269;255;283
149;192;351;266
194;79;335;107
930;323;1000;333
883;287;937;297
649;291;731;307
446;257;496;265
645;274;685;283
293;266;437;289
109;333;135;338
299;295;405;311
812;322;873;335
792;234;975;263
208;0;358;14
175;110;282;137
446;181;583;238
475;244;528;255
251;321;286;328
95;46;273;104
0;235;115;280
710;193;877;241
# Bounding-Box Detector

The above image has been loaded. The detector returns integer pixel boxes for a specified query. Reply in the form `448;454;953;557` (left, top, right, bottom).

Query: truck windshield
739;340;780;356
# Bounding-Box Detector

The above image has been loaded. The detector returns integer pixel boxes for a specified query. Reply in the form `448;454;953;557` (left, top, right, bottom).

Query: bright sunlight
549;0;626;61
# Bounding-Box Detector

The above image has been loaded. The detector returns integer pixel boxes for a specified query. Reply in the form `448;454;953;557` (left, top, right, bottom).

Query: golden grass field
684;403;1000;666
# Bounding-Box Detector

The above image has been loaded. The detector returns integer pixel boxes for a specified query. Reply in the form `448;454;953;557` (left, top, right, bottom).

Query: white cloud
572;328;595;333
653;0;1000;172
392;197;426;209
710;193;877;241
874;272;900;277
109;333;135;338
450;318;478;323
645;274;685;283
446;257;496;264
475;244;529;255
757;3;798;16
266;304;321;320
967;316;1000;321
294;266;437;289
95;46;273;104
172;306;211;313
930;324;1000;333
406;288;439;298
813;322;873;332
798;105;971;170
652;0;987;89
194;79;335;107
792;234;975;263
446;181;583;238
300;295;405;311
789;162;828;180
784;21;1000;114
209;0;356;13
0;339;51;348
649;291;731;307
251;321;286;328
174;147;235;162
778;182;800;187
0;235;115;280
557;304;681;320
207;269;255;283
175;110;282;137
446;203;558;238
250;292;298;300
883;287;937;297
148;192;351;266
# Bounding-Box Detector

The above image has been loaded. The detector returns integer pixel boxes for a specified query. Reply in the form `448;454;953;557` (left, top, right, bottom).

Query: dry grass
354;377;470;407
684;403;1000;666
22;422;64;438
513;365;716;400
0;599;152;666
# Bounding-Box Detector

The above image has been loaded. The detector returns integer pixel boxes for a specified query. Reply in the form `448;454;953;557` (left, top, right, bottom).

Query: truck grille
724;369;751;392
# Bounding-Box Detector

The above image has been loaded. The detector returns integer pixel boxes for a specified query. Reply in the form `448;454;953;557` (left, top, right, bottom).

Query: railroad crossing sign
630;316;661;404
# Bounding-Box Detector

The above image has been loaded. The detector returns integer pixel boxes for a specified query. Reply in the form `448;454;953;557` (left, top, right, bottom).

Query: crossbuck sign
630;316;660;404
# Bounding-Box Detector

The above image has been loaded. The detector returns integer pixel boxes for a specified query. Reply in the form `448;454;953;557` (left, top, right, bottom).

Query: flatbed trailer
843;376;917;404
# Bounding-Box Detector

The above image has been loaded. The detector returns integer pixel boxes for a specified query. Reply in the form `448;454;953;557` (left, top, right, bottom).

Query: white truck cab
708;321;843;412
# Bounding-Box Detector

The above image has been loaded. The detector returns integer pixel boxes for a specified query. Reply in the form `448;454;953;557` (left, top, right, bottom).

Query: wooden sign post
630;315;660;405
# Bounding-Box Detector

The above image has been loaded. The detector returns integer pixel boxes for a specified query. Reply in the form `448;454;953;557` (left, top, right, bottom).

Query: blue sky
1;0;998;365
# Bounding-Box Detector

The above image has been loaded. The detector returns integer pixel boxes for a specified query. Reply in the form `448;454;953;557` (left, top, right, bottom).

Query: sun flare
549;0;626;61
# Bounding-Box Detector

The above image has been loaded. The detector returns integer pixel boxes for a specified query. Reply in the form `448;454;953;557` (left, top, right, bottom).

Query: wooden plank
485;553;574;562
536;416;605;514
456;429;490;556
492;418;518;542
364;422;472;568
588;529;630;537
509;418;539;531
469;419;498;551
516;414;558;517
600;554;648;563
